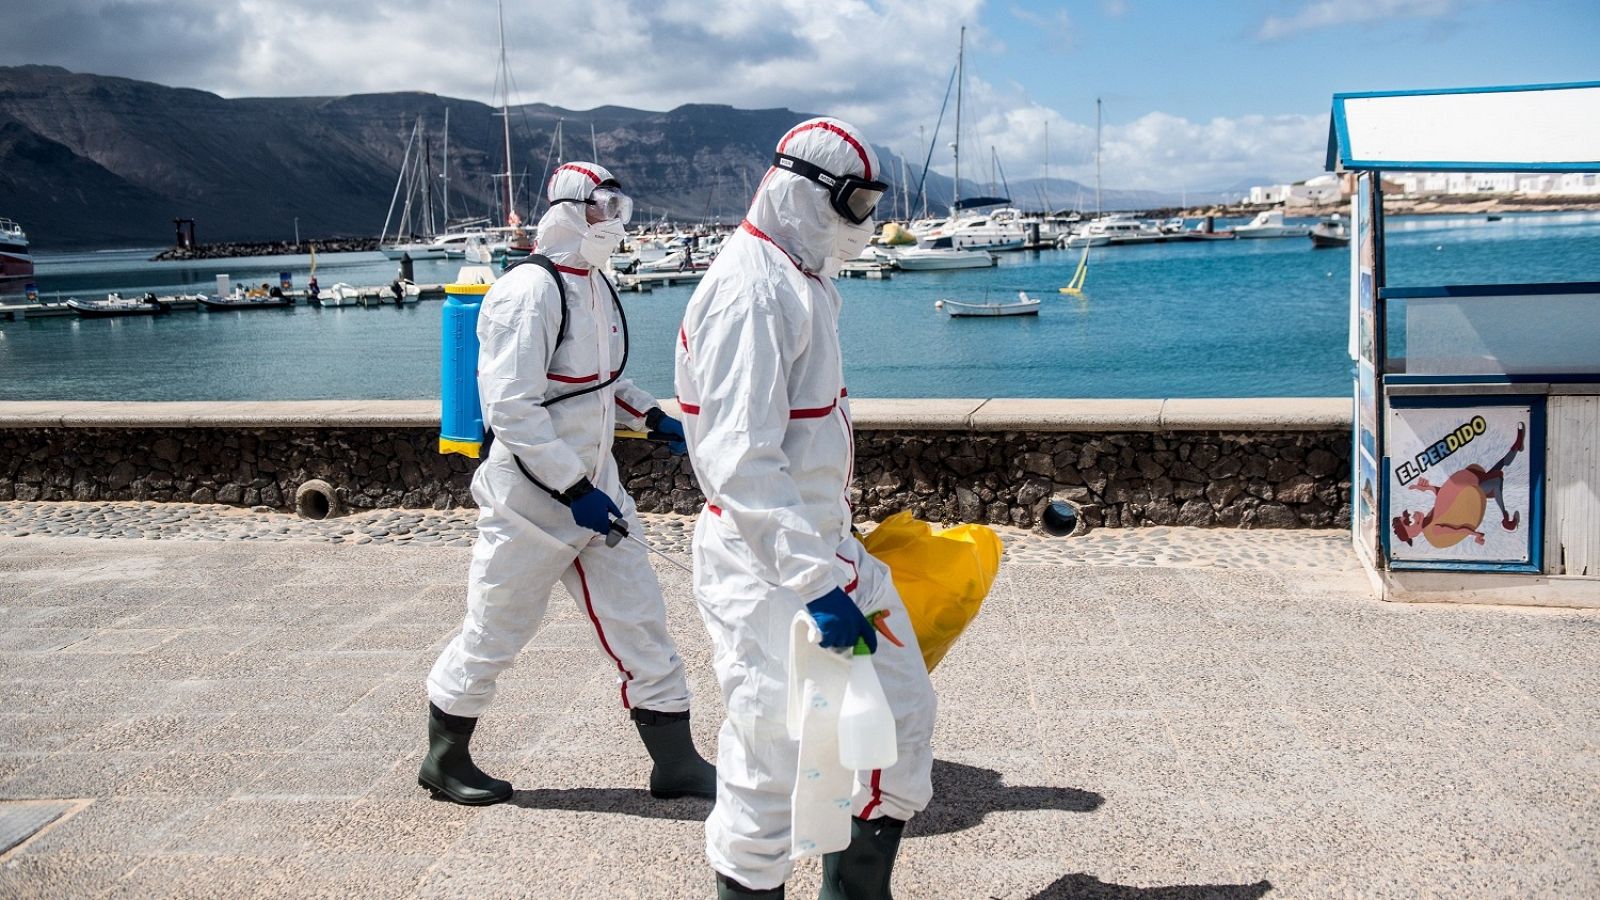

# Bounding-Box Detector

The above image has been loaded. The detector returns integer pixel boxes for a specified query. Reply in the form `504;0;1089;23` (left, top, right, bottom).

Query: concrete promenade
1;503;1596;898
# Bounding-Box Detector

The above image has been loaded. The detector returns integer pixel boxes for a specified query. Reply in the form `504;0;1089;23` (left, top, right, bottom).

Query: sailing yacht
909;27;1015;260
378;117;446;259
1231;210;1311;239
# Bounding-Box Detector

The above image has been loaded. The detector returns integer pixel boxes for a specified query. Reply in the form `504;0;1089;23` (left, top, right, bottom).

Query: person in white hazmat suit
421;162;716;806
675;119;937;899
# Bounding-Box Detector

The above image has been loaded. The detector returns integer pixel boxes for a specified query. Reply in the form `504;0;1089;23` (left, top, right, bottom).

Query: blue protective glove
563;478;622;536
806;587;877;653
645;407;688;456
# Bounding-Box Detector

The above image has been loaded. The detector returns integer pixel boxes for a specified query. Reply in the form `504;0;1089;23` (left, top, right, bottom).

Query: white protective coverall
675;119;937;890
428;162;691;718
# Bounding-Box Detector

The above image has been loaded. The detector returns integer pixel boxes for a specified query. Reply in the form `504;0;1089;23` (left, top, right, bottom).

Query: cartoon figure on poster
1388;405;1533;564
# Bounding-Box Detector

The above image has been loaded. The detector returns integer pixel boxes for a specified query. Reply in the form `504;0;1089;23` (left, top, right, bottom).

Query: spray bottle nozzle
869;611;905;649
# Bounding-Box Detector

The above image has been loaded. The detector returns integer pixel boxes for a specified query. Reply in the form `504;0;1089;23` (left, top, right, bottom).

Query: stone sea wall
0;400;1351;529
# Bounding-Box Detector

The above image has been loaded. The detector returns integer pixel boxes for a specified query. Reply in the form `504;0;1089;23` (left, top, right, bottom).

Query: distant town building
1246;174;1343;206
1381;171;1600;197
1245;170;1600;205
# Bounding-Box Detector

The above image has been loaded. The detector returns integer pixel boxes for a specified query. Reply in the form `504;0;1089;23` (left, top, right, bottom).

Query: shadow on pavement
508;787;711;821
1026;874;1274;899
910;759;1105;837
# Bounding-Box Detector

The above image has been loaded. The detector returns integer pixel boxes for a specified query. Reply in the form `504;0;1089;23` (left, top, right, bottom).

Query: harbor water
2;212;1596;402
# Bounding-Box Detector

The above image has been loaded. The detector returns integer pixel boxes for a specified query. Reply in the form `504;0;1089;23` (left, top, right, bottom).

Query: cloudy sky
4;0;1596;190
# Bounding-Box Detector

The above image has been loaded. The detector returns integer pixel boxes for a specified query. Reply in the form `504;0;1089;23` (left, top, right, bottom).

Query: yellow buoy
1059;244;1089;295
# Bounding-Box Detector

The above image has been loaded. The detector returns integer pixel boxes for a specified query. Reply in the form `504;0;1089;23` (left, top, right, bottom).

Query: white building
1557;172;1600;195
1286;174;1342;206
1247;174;1345;206
1249;184;1288;204
1384;171;1600;197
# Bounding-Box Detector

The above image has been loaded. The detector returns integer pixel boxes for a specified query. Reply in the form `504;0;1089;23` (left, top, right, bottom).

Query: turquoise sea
2;212;1597;401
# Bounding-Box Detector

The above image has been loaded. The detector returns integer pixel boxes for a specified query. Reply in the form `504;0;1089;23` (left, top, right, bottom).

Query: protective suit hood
745;118;880;274
535;161;621;268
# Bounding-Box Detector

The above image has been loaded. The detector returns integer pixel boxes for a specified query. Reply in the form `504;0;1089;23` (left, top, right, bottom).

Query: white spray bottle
837;633;898;771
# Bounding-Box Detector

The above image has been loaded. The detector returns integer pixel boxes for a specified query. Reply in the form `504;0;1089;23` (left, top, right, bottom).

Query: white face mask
833;218;875;262
580;218;627;268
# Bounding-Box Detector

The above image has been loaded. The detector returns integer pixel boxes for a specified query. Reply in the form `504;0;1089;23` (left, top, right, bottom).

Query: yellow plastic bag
861;511;1002;672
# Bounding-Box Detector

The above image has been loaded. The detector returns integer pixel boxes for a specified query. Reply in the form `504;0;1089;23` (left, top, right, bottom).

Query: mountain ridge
3;67;1231;249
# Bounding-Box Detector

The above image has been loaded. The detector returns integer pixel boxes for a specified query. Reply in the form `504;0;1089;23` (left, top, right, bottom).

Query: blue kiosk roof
1327;82;1600;173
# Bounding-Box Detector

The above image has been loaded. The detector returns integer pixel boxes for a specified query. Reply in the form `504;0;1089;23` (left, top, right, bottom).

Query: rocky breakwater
151;238;380;261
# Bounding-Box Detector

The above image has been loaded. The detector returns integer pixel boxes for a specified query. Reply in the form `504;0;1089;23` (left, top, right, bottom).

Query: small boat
199;290;293;310
67;292;167;318
1486;214;1503;222
361;280;421;306
937;291;1041;317
1309;215;1351;248
1231;209;1311;239
891;247;997;270
310;283;360;307
1179;215;1237;241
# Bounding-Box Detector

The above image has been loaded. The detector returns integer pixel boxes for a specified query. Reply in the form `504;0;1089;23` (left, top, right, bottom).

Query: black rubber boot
718;872;784;899
631;708;717;800
819;815;906;900
418;703;513;806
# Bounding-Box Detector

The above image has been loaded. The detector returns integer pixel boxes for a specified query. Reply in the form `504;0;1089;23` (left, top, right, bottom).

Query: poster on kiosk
1386;403;1540;570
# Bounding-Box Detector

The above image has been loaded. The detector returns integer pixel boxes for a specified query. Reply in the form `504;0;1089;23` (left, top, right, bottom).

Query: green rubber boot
417;703;513;806
819;815;906;900
717;872;784;899
631;708;717;800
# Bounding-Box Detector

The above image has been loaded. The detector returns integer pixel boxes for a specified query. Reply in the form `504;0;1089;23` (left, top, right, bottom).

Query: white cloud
1257;0;1462;40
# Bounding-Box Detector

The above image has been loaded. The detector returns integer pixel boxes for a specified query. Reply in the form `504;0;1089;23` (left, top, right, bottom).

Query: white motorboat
67;292;167;317
1231;209;1311;239
310;283;361;306
1309;215;1351;248
1058;228;1109;248
936;291;1041;317
379;242;448;260
1063;215;1167;247
913;209;1027;252
891;247;998;271
1030;213;1081;243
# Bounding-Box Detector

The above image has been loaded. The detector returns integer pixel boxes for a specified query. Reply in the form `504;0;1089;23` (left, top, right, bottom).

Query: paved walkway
0;503;1595;898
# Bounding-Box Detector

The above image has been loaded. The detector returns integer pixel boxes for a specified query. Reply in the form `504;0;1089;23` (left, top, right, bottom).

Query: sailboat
909;27;1021;257
488;0;534;258
379;117;446;259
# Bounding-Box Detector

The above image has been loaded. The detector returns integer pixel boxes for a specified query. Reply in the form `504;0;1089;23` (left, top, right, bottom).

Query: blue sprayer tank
440;279;493;458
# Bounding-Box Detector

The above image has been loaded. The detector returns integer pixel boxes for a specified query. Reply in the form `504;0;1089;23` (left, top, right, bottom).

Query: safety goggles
772;153;886;225
588;187;633;225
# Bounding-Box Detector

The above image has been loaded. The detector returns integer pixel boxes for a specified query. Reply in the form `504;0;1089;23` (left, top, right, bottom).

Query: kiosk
1327;81;1600;606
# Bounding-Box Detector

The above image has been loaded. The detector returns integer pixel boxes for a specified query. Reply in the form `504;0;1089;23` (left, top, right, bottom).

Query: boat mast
497;0;515;226
1094;97;1102;216
441;106;450;226
379;117;420;244
920;125;929;218
953;26;963;215
591;121;599;164
1036;119;1049;211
